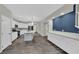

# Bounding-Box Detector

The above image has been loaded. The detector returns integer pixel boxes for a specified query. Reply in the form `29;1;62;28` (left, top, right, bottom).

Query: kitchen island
24;32;34;41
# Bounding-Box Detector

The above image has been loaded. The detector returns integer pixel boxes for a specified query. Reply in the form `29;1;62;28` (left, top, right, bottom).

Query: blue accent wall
53;16;62;31
53;5;79;33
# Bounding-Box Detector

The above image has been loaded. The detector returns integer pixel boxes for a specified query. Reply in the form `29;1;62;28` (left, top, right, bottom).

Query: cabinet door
1;16;11;50
12;32;17;41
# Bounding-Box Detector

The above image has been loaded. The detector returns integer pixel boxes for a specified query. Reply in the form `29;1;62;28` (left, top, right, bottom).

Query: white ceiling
5;4;64;22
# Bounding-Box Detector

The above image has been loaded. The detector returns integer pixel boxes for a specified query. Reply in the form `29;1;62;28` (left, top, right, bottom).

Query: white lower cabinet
12;32;17;41
24;33;33;41
48;33;79;54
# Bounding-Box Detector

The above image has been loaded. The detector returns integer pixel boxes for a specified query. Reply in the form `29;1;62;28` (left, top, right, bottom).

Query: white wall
0;5;12;17
0;16;1;51
45;22;49;36
0;15;12;51
35;22;42;35
36;21;49;36
0;5;12;52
